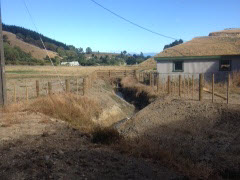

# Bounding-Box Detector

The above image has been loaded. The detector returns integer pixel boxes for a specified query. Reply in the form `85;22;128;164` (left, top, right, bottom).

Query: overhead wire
90;0;240;57
89;0;178;41
22;0;64;89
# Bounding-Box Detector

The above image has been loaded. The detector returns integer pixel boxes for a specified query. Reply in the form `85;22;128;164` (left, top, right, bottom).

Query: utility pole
0;2;7;106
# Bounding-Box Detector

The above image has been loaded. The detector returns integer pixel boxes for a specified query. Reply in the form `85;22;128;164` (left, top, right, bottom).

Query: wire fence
138;71;240;104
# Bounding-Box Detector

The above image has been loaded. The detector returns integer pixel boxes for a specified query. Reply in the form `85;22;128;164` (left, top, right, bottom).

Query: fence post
76;79;79;95
199;74;203;101
192;75;194;99
14;83;16;103
227;73;230;104
48;82;52;95
167;75;171;94
187;75;190;98
65;79;70;93
83;78;87;96
212;73;214;103
25;81;28;102
125;70;127;77
179;75;182;97
157;74;160;93
36;80;40;97
109;70;111;78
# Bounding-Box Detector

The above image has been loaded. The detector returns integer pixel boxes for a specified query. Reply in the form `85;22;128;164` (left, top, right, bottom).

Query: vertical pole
76;79;79;95
167;75;171;94
48;82;52;95
182;75;186;97
109;70;111;78
83;78;87;96
0;4;7;106
227;73;230;104
199;74;203;101
157;73;160;93
13;83;16;103
187;75;190;98
149;72;152;86
65;79;70;93
179;75;182;97
36;80;40;97
25;80;28;102
192;75;194;100
212;73;214;103
125;70;127;77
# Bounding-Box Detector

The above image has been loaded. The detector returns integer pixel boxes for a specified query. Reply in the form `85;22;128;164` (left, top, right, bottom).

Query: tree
163;39;184;50
86;47;92;54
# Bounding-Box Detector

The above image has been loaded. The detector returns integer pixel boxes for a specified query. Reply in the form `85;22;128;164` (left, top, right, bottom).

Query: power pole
0;2;7;106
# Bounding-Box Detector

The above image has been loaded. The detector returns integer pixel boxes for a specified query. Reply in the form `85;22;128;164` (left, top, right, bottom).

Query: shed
154;29;240;76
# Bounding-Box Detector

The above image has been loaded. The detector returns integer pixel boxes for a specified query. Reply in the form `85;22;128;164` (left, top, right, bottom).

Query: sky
2;0;240;54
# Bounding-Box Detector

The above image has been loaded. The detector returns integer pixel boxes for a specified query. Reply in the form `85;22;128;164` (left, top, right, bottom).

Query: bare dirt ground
117;96;240;178
0;112;180;180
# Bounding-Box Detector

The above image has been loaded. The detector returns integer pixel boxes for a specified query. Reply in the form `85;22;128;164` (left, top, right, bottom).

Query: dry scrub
120;77;157;109
4;93;101;132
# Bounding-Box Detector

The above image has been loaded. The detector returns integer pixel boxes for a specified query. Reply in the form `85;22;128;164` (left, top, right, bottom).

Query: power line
89;0;179;41
22;0;64;89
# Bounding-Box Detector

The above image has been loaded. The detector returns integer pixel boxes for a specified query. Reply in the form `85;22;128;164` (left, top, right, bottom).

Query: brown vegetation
156;29;240;57
3;31;58;60
4;93;101;132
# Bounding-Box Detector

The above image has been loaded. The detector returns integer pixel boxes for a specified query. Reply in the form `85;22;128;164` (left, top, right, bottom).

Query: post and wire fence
137;71;239;104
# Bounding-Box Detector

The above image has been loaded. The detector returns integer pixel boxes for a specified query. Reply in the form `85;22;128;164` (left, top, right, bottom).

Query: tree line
3;24;151;66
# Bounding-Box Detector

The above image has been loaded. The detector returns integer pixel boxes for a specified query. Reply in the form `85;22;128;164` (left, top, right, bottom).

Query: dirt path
0;112;180;180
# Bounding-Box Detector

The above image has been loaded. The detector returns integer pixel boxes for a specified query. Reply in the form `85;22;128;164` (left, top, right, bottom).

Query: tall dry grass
121;76;157;98
4;93;102;132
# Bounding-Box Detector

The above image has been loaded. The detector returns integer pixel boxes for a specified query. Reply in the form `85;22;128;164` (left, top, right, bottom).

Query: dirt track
0;112;179;180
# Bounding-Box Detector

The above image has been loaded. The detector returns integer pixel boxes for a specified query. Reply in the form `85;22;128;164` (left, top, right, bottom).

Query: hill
3;24;69;51
3;31;58;60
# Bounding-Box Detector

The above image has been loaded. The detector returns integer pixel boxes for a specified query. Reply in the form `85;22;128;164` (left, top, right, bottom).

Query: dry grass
121;76;157;98
4;93;102;132
156;29;240;57
139;58;156;69
6;65;138;79
113;137;215;179
3;31;58;60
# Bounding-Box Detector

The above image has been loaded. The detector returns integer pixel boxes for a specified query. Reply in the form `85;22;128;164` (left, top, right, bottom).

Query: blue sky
2;0;240;54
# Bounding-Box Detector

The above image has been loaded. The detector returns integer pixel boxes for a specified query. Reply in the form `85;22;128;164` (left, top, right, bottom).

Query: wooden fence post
212;73;214;103
109;70;111;78
192;75;194;99
167;75;171;94
83;78;87;96
25;81;28;102
48;82;52;95
149;72;152;86
65;79;70;93
14;83;16;103
179;75;182;97
157;74;160;93
199;74;203;101
36;80;40;97
227;73;230;104
76;79;79;95
187;75;190;97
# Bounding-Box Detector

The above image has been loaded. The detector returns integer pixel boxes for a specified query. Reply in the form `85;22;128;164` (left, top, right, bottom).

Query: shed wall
157;57;240;74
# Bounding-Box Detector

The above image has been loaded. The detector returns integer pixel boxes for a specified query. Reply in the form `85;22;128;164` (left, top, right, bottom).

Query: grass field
5;65;138;103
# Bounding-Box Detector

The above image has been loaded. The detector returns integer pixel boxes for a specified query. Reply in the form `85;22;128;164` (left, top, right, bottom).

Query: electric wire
90;0;178;41
22;0;64;89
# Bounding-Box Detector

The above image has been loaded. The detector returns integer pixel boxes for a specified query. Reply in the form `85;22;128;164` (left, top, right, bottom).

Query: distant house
154;29;240;78
61;61;79;66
